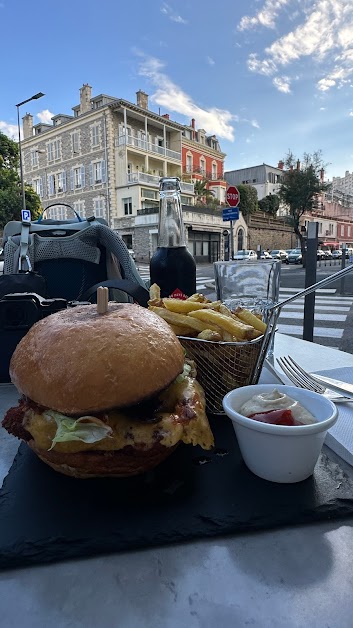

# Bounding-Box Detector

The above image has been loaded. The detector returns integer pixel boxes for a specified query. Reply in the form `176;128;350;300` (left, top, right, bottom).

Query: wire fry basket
178;308;279;414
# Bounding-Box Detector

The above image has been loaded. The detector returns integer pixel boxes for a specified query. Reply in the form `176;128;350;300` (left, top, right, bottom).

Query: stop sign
226;185;240;207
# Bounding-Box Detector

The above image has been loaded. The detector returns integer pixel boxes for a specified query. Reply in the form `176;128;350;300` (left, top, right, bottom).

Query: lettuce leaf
45;411;112;451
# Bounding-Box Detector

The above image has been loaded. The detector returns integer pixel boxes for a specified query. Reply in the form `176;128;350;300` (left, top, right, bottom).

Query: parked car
260;251;273;259
317;249;326;260
270;249;289;263
232;249;257;261
128;249;136;261
322;249;332;259
287;248;303;264
332;249;342;259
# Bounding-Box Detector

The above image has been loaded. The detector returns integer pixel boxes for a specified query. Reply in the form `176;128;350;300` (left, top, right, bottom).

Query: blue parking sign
21;209;31;223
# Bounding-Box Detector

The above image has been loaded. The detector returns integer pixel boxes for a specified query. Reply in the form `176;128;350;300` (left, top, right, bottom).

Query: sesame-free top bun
10;303;185;415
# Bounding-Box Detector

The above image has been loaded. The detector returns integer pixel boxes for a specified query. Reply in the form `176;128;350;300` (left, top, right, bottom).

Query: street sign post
224;186;240;260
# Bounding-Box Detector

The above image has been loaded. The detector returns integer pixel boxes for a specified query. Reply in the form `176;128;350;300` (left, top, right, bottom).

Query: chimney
79;84;92;114
162;113;170;119
277;160;284;170
191;118;196;140
22;113;34;139
136;90;148;110
296;159;301;170
320;168;325;182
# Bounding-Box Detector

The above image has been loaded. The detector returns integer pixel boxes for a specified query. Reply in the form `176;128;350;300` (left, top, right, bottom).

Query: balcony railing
183;166;224;180
127;171;194;194
116;135;181;161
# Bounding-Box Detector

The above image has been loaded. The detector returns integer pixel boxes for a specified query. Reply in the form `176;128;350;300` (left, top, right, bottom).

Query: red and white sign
226;185;240;207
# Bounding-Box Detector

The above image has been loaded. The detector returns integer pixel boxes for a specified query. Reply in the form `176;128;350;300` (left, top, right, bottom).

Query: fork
275;356;353;403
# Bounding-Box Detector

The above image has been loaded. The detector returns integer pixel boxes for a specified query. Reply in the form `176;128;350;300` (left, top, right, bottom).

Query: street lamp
16;92;45;214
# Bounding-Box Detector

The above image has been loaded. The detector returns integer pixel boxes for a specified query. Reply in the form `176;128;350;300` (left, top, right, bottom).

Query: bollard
340;244;346;295
303;222;318;342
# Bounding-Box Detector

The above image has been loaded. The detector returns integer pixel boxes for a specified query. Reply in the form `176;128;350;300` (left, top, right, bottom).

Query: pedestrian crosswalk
276;288;353;348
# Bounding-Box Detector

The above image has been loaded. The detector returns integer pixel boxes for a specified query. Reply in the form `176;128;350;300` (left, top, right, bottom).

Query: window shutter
40;177;44;197
81;165;85;188
62;171;67;192
101;160;106;183
48;175;54;195
89;163;93;186
70;168;74;191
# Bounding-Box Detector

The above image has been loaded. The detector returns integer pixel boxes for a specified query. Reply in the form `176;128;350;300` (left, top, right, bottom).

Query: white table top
1;333;353;628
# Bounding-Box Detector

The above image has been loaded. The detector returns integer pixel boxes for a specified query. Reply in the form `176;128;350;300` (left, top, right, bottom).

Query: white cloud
273;76;291;93
238;0;291;31
319;107;326;110
0;121;18;139
207;56;215;66
160;3;187;24
251;119;260;128
138;55;236;141
242;0;353;94
349;110;353;116
37;109;55;124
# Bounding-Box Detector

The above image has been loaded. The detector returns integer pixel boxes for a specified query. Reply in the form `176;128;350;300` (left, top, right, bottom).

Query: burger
2;303;214;478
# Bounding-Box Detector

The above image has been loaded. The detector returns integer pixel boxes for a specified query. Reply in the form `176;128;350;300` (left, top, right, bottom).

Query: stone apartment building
224;163;286;212
21;84;235;262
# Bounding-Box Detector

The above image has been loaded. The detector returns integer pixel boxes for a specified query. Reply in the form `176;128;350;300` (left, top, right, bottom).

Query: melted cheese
24;376;214;453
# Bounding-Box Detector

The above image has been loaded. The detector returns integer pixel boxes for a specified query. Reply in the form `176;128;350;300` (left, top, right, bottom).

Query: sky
1;0;353;181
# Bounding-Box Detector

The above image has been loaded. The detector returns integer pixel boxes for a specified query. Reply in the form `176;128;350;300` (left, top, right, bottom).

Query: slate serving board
1;415;353;571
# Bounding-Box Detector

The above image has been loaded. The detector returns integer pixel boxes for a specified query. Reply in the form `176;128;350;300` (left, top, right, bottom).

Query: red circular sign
226;186;240;207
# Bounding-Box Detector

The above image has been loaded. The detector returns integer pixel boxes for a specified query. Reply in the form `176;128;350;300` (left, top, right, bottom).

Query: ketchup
247;409;304;426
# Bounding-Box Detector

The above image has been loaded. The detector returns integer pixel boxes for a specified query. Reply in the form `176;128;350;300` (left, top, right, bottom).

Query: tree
237;184;258;218
0;131;41;229
258;193;280;216
278;150;329;261
194;178;215;206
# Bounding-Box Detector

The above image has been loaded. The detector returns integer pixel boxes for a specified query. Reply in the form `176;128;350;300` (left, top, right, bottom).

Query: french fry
188;309;257;340
186;293;210;303
221;331;238;342
163;298;222;314
234;307;267;334
169;323;197;336
197;329;222;342
149;283;161;300
149;306;220;333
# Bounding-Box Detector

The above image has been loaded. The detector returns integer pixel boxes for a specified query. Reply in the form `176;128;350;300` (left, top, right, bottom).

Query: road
137;259;353;354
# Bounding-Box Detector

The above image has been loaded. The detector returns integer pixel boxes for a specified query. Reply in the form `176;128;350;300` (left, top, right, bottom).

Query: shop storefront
188;230;220;263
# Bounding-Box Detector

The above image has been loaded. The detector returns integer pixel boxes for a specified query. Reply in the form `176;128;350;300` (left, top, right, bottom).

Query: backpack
1;205;149;306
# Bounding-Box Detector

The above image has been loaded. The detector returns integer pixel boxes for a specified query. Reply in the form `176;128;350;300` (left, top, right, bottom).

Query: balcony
183;166;224;180
116;135;181;161
127;172;194;194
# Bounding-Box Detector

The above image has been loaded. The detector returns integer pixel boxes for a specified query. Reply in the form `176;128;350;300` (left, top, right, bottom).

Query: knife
310;373;353;397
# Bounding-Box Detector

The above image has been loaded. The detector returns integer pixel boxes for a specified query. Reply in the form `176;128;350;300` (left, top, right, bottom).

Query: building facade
21;84;232;262
224;163;285;207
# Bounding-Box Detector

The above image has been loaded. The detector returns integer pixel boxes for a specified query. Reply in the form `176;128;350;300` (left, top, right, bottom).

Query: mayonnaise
240;389;316;425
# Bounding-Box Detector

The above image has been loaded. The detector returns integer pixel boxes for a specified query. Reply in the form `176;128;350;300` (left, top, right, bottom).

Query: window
212;162;217;180
91;124;100;147
72;131;80;154
348;226;351;237
90;160;106;185
73;200;85;218
200;158;206;176
47;139;61;162
93;197;105;218
123;235;133;249
33;177;43;197
31;150;39;167
123;197;132;215
186;154;192;173
341;225;345;236
141;188;157;199
57;171;66;193
54;205;67;220
47;174;56;196
70;166;85;190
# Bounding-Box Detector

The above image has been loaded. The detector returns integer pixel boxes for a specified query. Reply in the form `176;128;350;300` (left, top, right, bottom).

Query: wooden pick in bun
3;303;214;478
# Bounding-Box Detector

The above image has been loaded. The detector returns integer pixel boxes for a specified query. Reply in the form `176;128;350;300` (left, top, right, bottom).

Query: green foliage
278;150;329;256
237;184;258;216
258;194;280;216
0;131;41;229
194;177;216;207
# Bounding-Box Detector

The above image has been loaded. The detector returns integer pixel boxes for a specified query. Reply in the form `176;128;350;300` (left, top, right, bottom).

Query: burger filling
3;363;214;454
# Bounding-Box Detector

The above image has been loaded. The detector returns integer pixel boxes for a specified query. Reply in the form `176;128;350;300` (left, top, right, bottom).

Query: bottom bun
27;440;178;479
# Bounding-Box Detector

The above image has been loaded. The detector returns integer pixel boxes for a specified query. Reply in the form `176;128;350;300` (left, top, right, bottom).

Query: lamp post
16;92;45;213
